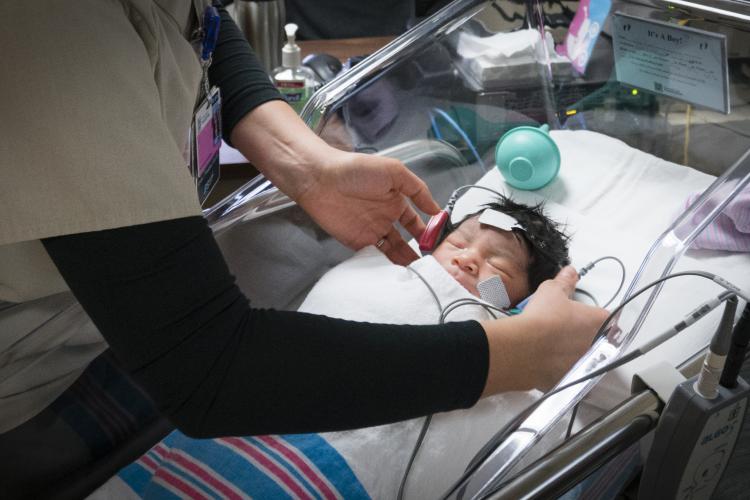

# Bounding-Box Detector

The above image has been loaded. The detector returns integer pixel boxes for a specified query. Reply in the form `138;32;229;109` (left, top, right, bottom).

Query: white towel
299;245;498;324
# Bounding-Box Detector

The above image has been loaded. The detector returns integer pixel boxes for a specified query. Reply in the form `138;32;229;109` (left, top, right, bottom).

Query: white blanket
299;245;498;324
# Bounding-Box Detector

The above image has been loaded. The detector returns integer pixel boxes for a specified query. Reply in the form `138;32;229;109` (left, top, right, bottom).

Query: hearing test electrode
418;186;515;253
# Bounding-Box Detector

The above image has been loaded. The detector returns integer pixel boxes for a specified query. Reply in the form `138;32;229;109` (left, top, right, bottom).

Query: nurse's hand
230;100;440;265
296;149;440;265
480;266;610;395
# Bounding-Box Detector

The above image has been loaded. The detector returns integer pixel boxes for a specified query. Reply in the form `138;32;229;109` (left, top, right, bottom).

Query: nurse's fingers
390;161;441;216
399;202;426;241
552;265;579;298
379;226;420;266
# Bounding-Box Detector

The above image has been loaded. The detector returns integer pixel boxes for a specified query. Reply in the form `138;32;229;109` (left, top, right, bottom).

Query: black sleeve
42;217;488;438
208;7;283;145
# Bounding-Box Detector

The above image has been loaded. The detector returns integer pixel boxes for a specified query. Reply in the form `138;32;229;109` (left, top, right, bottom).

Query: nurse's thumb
553;265;579;297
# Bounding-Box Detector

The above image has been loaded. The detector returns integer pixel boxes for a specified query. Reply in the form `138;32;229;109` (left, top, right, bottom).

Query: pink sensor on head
419;210;451;252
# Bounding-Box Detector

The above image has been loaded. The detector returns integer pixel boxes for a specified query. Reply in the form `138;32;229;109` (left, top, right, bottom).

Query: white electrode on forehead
478;209;525;232
477;275;511;309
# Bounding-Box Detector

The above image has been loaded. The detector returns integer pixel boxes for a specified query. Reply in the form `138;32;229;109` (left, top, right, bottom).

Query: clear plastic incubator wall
207;0;750;497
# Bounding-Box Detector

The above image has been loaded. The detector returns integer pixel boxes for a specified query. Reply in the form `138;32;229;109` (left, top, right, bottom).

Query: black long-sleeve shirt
41;8;489;438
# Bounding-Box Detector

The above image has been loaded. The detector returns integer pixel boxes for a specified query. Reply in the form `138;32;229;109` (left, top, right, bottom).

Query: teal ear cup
495;124;561;190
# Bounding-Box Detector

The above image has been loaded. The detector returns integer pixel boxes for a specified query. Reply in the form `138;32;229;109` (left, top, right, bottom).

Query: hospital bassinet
206;0;750;497
6;1;749;498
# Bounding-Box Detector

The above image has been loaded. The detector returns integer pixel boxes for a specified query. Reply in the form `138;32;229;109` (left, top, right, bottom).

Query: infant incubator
207;1;750;497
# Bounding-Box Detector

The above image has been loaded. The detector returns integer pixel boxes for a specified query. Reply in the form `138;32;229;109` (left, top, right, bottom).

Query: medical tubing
446;351;644;500
566;255;629;439
578;256;627;309
594;271;750;345
440;298;504;323
574;288;599;307
431;115;444;140
499;256;625;313
564;402;580;440
397;414;433;500
443;280;741;499
447;185;505;212
398;268;501;500
431;108;486;171
720;303;750;388
408;266;444;314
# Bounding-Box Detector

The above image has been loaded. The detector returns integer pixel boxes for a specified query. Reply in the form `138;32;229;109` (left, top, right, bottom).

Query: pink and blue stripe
119;431;369;499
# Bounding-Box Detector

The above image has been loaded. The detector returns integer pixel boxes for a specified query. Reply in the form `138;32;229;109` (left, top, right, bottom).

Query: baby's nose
453;251;479;274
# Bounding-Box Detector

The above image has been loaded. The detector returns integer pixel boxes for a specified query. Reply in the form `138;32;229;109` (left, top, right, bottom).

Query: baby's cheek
499;275;528;304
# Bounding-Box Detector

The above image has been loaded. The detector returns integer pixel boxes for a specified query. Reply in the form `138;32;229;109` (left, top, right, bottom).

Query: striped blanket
118;431;369;499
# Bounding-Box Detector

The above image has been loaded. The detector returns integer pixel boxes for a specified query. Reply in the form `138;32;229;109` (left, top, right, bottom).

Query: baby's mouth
452;270;478;296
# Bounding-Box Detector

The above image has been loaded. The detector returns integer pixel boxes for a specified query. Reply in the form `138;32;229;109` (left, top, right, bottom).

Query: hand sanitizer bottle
271;23;321;114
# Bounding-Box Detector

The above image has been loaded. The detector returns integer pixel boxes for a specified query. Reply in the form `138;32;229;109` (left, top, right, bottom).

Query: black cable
398;270;504;500
578;256;627;309
564;401;580;440
441;298;505;323
453;288;735;498
447;185;505;210
594;270;749;345
574;288;599;307
441;270;747;499
398;414;433;500
720;303;750;388
565;255;628;440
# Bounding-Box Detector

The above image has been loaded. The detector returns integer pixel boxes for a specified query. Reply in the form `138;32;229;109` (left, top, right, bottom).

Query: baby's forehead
455;214;530;253
456;214;500;235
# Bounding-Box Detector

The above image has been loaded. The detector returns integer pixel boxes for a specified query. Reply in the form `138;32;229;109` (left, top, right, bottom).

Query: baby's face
432;216;531;305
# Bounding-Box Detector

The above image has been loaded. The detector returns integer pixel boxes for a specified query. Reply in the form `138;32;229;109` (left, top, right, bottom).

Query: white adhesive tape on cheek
477;275;511;309
478;209;524;232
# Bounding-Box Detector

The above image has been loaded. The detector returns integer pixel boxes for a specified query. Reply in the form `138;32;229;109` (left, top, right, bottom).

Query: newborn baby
432;196;570;307
301;195;570;324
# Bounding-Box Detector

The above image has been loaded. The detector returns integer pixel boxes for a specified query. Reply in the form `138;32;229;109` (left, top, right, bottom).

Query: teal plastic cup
495;124;561;190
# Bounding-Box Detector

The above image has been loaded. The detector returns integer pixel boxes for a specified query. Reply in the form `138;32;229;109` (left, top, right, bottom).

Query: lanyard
200;4;221;64
192;1;221;97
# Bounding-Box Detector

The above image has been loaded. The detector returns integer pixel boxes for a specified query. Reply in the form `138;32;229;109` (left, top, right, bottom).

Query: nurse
0;1;608;439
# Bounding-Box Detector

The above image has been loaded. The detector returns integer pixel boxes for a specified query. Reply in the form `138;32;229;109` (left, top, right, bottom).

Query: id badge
192;86;222;206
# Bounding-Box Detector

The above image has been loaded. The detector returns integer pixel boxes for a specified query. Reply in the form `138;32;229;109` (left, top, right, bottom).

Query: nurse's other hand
296;148;441;266
481;266;609;395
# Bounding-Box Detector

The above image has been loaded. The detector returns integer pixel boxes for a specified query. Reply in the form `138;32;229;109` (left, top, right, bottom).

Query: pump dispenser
272;23;320;114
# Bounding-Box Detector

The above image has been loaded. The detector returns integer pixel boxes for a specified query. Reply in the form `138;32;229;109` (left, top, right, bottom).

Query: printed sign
556;0;612;74
613;12;729;113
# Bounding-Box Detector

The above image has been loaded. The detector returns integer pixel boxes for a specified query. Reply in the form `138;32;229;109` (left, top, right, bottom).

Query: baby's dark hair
443;196;571;292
